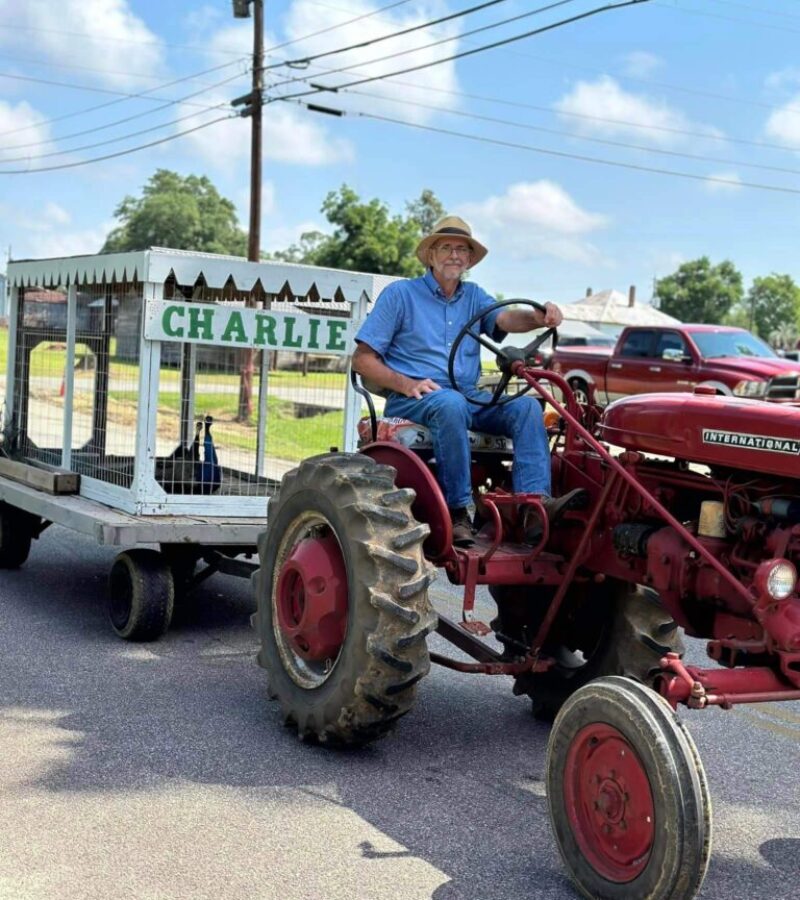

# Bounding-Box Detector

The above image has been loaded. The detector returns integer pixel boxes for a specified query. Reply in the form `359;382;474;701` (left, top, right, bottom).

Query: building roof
563;289;681;327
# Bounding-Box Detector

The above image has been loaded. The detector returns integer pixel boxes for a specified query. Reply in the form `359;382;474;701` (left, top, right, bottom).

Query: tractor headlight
756;559;797;600
733;379;767;397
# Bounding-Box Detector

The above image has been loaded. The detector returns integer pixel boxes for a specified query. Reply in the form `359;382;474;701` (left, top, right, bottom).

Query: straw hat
415;215;488;267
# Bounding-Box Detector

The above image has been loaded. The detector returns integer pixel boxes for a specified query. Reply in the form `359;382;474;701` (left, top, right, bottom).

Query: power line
0;57;249;140
298;100;800;195
268;0;610;92
267;49;800;154
0;115;234;175
0;102;232;164
0;69;249;152
271;0;654;103
265;0;571;71
340;86;800;176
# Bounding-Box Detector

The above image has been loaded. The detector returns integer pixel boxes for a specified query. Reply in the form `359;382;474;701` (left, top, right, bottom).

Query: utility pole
232;0;264;421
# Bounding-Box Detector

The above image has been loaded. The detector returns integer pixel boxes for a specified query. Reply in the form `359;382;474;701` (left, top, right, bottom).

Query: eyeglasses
434;242;472;258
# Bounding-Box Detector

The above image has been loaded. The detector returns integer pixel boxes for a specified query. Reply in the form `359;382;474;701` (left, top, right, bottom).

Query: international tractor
251;300;800;899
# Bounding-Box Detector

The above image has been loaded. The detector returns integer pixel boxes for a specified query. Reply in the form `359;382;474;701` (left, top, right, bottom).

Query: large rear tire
547;676;712;899
493;580;685;721
254;452;437;747
0;502;38;569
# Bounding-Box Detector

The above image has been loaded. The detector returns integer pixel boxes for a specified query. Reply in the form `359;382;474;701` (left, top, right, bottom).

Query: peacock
156;421;202;494
195;415;222;495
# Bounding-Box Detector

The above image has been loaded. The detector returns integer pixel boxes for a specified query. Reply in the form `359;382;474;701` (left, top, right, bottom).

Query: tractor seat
357;416;513;453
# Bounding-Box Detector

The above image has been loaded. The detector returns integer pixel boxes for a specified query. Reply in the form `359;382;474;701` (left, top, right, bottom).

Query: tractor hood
599;392;800;479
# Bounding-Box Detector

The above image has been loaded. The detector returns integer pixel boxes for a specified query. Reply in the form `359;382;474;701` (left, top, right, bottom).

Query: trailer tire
0;502;38;569
493;580;684;721
108;549;175;641
253;452;437;747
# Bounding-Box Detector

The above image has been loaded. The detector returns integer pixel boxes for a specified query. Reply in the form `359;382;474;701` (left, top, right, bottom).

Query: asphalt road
1;526;799;900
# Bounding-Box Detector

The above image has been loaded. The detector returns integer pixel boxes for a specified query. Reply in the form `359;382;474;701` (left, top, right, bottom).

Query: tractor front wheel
254;452;437;747
547;676;712;899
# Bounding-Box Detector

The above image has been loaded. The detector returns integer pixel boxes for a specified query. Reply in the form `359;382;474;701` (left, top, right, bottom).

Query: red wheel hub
563;723;655;883
275;532;348;663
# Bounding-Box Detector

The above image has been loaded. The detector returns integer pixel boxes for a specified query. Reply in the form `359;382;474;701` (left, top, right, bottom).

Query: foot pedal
460;620;493;636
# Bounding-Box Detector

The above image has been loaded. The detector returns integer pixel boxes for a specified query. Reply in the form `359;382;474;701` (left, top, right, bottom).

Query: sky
0;0;799;306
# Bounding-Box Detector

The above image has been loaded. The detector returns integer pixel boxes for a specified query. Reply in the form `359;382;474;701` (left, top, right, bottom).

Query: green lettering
307;317;321;349
221;310;247;343
326;319;348;352
283;316;303;349
162;305;185;337
188;306;214;340
254;314;277;347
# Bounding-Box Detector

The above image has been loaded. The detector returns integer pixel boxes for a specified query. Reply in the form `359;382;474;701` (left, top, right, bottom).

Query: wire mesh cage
3;249;392;517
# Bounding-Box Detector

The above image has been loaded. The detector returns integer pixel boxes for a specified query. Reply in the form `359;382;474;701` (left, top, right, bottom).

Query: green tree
654;257;743;324
101;169;247;255
742;273;800;342
269;185;445;276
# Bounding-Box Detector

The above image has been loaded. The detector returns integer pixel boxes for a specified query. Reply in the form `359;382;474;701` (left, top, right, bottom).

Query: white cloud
0;1;164;89
457;181;609;265
43;203;71;226
703;171;743;193
554;76;717;147
621;51;662;78
265;219;324;254
0;100;52;164
765;67;800;92
764;94;800;148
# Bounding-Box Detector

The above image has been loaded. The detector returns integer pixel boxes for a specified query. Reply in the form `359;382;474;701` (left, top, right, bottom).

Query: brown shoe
450;507;475;546
524;488;589;544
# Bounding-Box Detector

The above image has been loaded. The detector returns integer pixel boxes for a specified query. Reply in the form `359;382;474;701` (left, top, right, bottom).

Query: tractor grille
767;373;800;401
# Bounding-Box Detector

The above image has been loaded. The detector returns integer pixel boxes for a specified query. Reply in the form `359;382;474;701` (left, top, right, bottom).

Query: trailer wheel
547;676;711;900
253;452;437;747
494;580;684;720
0;502;38;569
108;549;175;641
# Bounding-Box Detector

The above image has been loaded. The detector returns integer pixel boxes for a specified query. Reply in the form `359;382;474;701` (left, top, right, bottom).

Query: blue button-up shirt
355;270;504;389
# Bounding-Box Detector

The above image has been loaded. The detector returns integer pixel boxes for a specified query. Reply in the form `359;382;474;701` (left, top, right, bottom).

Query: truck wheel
108;549;175;641
547;676;711;900
494;580;684;720
254;452;437;747
569;378;591;405
0;502;39;569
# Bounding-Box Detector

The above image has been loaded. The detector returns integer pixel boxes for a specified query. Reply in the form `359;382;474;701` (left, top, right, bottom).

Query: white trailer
0;248;389;639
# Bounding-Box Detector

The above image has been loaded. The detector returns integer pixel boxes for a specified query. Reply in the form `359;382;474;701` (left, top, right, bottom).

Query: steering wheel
447;298;558;408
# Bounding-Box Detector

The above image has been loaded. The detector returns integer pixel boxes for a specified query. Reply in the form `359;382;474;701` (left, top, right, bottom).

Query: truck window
655;332;688;357
618;330;655;358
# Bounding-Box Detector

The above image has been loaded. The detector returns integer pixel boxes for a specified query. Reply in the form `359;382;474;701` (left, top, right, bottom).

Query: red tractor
252;300;800;899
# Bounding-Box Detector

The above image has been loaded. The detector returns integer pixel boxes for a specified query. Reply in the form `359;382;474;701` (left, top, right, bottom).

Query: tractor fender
360;442;452;560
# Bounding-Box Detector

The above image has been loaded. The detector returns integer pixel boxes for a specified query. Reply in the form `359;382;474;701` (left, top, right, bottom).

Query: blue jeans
385;387;551;509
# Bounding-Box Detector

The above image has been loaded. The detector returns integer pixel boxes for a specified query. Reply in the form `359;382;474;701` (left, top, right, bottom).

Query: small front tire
547;676;712;899
0;502;39;569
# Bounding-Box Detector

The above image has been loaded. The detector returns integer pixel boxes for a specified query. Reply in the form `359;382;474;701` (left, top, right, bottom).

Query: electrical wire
0;69;250;152
0;115;235;175
270;0;654;103
340;85;800;177
268;0;611;91
296;99;800;195
265;0;572;71
0;57;249;140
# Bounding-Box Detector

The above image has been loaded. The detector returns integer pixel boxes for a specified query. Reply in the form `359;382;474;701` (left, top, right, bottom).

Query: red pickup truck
550;324;800;406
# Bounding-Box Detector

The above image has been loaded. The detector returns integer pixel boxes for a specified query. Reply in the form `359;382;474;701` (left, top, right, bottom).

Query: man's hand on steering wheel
447;298;559;408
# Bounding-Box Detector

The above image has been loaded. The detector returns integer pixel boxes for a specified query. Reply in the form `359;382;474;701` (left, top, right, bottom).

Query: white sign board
144;299;354;355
